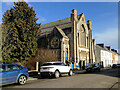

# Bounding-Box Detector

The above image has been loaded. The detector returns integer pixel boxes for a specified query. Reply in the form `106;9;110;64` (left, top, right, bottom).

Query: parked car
40;62;73;78
0;63;29;86
112;64;120;68
86;64;101;72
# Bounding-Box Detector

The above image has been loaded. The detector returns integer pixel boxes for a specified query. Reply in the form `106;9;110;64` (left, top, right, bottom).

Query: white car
40;62;73;78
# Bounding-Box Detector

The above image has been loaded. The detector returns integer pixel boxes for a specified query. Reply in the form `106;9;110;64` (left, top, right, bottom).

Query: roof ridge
41;17;71;27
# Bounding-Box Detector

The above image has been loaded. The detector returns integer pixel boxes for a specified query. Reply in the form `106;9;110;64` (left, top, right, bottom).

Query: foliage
15;60;28;68
2;1;40;63
15;57;36;70
14;57;36;70
35;48;60;65
27;57;36;70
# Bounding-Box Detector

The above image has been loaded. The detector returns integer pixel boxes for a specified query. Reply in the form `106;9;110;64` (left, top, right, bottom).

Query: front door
79;61;82;69
83;61;85;70
65;51;68;65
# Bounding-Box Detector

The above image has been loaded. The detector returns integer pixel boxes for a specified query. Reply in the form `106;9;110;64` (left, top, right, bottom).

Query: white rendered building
101;50;113;67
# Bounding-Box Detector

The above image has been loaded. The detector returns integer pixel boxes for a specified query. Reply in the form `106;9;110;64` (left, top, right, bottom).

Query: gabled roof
55;26;69;39
39;14;82;37
40;14;82;29
40;17;71;29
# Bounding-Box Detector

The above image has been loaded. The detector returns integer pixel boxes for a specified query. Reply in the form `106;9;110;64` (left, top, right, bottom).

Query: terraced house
95;44;119;68
38;9;95;69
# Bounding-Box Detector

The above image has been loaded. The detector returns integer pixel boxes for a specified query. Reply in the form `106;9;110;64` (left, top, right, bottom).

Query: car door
6;65;20;83
61;63;69;73
0;65;8;85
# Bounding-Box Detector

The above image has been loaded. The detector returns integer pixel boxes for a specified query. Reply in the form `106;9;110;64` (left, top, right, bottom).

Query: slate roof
40;14;82;29
40;17;71;29
39;14;82;37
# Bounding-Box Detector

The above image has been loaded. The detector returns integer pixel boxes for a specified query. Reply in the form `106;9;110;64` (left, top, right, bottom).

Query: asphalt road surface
2;68;120;89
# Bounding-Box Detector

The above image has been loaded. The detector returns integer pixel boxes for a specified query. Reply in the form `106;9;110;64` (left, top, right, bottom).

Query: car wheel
54;70;60;78
18;75;27;85
68;70;73;76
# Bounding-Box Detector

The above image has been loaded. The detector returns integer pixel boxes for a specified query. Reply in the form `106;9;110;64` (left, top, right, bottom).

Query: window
42;63;53;66
0;65;6;72
16;65;23;70
53;63;63;65
87;37;89;47
61;63;66;66
42;63;65;66
80;24;86;47
7;65;19;71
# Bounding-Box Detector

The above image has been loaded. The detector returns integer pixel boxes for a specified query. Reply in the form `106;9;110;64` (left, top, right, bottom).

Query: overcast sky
1;1;118;50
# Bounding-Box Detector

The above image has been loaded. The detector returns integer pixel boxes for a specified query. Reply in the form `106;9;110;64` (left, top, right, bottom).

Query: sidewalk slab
28;77;38;81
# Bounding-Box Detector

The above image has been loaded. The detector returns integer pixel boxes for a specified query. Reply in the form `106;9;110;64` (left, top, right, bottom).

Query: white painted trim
79;47;89;52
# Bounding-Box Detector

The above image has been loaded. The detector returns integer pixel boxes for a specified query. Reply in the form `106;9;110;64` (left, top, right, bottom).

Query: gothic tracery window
80;24;86;47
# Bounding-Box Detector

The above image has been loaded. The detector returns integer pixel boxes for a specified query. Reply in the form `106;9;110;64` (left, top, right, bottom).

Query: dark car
0;63;29;86
86;64;101;72
112;64;120;68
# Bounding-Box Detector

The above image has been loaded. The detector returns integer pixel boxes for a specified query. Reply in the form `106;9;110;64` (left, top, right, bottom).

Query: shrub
35;48;60;66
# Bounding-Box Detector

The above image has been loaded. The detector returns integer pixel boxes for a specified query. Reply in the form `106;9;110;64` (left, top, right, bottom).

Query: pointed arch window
80;24;86;47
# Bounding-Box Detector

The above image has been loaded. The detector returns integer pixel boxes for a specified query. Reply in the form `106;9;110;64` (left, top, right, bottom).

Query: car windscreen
42;63;63;66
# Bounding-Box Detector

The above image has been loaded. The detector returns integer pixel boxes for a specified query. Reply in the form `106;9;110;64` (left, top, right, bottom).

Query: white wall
118;55;120;64
101;50;113;67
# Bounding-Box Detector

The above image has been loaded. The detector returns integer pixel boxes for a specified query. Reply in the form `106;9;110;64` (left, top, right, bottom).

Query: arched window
87;37;89;48
80;24;86;47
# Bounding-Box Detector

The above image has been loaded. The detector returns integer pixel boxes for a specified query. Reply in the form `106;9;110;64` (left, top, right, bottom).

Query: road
2;68;120;89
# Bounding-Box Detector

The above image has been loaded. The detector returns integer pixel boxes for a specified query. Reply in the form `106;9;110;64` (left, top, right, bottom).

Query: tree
2;1;40;63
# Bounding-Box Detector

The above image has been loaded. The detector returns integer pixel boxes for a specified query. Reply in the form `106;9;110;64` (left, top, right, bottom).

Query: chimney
111;49;114;52
114;50;117;53
105;46;111;50
97;43;104;48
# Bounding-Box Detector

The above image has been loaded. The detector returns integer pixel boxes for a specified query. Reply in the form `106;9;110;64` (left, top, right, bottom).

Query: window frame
0;65;7;72
6;65;19;71
16;65;23;70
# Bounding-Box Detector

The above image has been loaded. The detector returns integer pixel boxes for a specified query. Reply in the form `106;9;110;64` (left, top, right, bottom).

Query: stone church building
38;9;95;69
